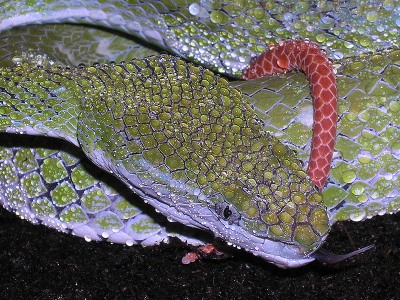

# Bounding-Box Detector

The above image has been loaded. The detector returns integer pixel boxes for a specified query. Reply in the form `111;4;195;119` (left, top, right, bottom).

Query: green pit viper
0;0;398;268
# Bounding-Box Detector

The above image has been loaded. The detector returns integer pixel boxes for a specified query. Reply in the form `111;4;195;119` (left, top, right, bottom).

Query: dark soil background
0;207;399;300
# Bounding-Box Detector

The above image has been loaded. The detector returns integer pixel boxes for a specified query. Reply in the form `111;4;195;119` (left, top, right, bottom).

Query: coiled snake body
0;1;398;268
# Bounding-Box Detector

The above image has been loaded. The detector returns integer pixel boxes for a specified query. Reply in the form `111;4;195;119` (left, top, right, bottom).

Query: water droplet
370;191;379;199
293;21;303;30
361;129;375;139
344;41;354;49
189;3;201;16
359;37;371;47
316;34;326;43
350;210;366;222
377;24;385;32
283;12;294;22
333;51;344;59
209;11;229;24
351;182;365;196
357;151;372;164
358;195;368;203
342;170;356;183
366;11;379;22
321;16;333;25
346;112;357;121
389;100;400;112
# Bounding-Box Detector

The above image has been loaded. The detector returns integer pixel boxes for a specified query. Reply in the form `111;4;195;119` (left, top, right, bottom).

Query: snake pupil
223;206;232;219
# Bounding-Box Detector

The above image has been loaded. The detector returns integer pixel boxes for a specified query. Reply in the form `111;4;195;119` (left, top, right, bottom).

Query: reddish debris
181;244;225;264
182;252;200;265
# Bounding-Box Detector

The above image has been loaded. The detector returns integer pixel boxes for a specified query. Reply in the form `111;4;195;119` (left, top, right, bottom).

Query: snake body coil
0;1;399;268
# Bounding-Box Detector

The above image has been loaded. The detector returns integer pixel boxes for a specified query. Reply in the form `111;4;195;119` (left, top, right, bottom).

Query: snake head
76;55;330;268
207;178;330;268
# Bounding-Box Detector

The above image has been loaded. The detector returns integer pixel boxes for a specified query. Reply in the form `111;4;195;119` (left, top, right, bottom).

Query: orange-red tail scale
242;40;338;190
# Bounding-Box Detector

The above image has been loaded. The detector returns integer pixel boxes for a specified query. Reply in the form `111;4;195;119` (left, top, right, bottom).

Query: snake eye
215;202;241;224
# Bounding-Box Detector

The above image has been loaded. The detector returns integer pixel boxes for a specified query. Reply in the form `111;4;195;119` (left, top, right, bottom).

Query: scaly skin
0;55;329;267
0;1;399;267
242;40;338;189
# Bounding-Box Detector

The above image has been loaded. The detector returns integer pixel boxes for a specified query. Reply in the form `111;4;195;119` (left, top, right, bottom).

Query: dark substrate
0;206;399;300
